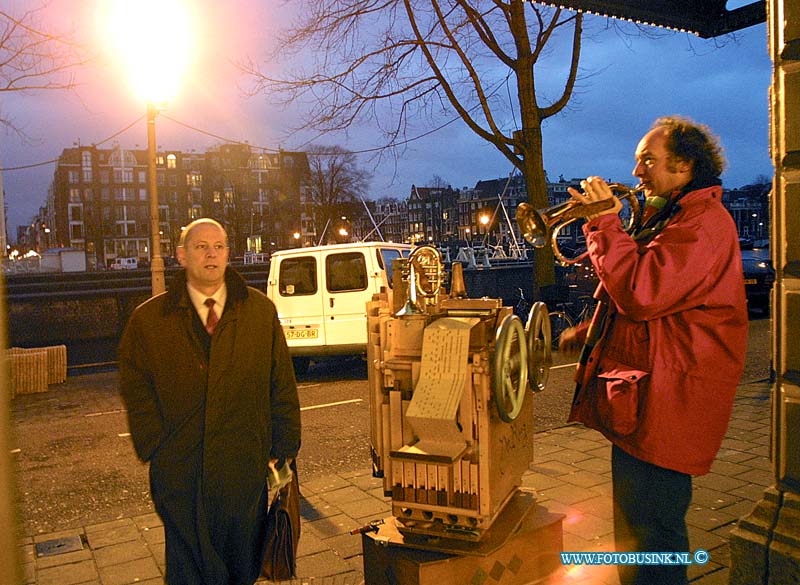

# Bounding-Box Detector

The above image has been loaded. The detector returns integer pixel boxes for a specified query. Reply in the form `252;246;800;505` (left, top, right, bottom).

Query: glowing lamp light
102;0;195;104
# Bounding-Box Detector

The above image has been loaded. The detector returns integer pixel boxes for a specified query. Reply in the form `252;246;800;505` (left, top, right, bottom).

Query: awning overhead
539;1;766;38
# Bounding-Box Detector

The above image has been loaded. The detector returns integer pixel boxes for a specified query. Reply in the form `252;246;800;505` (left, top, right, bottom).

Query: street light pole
147;102;165;296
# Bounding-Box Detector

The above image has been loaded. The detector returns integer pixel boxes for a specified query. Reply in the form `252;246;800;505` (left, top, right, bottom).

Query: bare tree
243;0;584;287
0;4;86;134
305;145;372;243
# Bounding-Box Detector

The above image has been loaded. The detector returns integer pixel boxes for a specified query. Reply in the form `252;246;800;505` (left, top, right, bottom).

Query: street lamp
147;103;165;295
103;0;194;296
479;213;490;235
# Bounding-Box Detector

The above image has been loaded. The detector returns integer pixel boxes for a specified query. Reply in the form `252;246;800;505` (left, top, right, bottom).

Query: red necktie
204;298;219;335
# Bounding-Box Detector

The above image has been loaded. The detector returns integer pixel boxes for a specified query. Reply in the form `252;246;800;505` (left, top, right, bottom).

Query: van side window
326;252;367;292
279;257;317;296
379;249;404;288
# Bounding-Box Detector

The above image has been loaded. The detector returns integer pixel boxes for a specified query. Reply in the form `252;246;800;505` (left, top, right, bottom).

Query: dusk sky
0;1;772;242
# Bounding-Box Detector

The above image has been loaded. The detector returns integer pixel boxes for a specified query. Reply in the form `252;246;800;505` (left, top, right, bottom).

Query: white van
110;257;139;270
266;242;411;373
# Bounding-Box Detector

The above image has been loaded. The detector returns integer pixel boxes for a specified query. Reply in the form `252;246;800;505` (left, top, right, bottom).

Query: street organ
365;245;552;542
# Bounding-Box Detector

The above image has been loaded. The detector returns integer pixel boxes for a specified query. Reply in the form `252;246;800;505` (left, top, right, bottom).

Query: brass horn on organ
516;183;645;265
394;244;443;316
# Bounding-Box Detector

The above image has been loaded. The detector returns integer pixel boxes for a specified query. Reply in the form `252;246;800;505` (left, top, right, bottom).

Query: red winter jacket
568;185;748;475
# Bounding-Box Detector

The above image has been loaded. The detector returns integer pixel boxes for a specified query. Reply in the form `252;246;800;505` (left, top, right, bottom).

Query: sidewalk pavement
17;379;772;585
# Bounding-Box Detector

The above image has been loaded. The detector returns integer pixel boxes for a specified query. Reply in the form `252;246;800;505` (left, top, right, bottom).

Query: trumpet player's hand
558;326;583;355
567;176;623;221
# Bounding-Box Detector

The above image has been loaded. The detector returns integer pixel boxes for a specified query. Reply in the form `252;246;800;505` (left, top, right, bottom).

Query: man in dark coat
119;218;301;584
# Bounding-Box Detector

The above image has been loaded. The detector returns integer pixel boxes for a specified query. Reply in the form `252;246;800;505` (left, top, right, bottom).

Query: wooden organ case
366;246;552;542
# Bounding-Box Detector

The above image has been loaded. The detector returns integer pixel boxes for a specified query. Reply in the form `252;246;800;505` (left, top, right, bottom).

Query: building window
138;171;146;183
70;224;84;240
69;204;83;222
69;188;81;202
168;175;177;186
100;170;110;184
84;188;93;201
140;188;147;201
167;154;177;169
68;170;79;184
114;169;134;183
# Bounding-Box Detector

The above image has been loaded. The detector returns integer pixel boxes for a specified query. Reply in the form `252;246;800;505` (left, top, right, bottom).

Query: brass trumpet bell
516;184;643;265
516;199;616;249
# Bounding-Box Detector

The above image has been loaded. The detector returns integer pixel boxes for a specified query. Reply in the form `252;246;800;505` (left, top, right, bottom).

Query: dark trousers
611;445;692;585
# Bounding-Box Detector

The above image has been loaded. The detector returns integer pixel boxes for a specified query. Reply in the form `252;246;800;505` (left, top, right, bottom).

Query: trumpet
516;183;644;265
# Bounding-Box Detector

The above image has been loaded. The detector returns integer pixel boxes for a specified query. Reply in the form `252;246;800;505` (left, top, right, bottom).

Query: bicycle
512;286;595;350
539;285;597;350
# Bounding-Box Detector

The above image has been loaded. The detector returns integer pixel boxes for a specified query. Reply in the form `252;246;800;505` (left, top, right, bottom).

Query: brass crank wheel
526;302;552;393
493;314;529;422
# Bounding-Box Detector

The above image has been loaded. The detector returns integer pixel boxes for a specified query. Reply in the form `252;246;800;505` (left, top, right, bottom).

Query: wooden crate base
362;491;564;585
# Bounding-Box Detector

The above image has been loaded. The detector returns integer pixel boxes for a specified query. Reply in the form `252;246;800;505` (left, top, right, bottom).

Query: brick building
44;143;308;269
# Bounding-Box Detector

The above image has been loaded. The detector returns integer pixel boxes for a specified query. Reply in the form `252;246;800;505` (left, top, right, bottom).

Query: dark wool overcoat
118;267;301;584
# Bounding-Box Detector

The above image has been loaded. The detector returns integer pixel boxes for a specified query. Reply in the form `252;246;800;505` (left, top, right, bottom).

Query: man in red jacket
563;116;748;584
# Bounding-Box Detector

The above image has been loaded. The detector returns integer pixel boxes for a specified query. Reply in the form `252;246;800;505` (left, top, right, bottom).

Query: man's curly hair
654;116;726;184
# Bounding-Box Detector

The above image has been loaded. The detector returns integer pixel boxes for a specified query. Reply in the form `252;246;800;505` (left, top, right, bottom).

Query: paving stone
559;469;608;489
33;529;85;544
334;496;390;520
298;531;329;556
302;475;352;496
694;473;748;494
521;470;568;491
85;519;140;549
540;482;599;506
305;514;360;539
686;507;740;531
571;495;613;519
736;467;774;487
35;547;92;569
561;511;614;540
691;486;741;510
572;456;612;475
92;538;151;568
131;513;162;531
97;556;161;585
324;533;364;559
691;567;730;584
141;525;165;547
532;459;580;476
36;559;98;585
295;550;353;579
319;486;373;506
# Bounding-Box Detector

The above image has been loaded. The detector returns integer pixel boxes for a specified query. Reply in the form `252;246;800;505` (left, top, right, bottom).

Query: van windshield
378;248;405;288
279;257;317;296
326;252;367;292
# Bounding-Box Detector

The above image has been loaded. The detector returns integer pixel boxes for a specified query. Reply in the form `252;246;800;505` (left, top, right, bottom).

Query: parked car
110;257;139;270
741;247;774;315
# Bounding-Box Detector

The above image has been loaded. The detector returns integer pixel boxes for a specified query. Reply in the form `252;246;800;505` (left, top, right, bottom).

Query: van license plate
743;278;757;285
285;328;319;340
